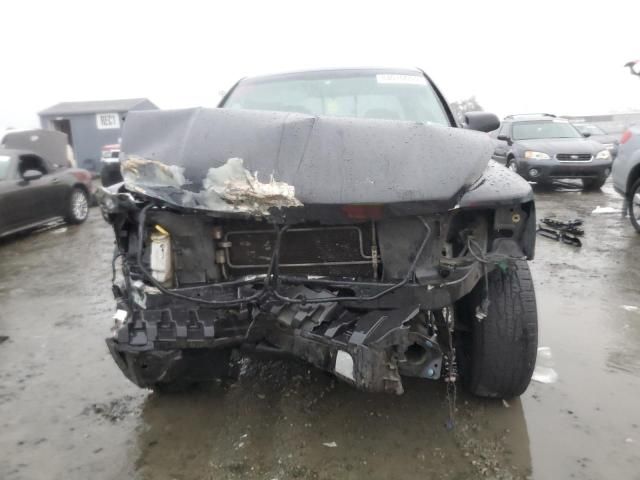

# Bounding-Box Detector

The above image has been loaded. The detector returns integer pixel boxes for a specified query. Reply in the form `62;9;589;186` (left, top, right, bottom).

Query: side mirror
497;134;511;142
22;169;43;182
582;131;591;138
464;111;501;133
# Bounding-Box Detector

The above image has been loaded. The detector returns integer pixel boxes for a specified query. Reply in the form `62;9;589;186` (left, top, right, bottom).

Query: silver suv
612;127;640;232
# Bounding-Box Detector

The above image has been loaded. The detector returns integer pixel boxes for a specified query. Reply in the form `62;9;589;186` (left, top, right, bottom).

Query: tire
457;260;538;398
64;187;90;224
582;174;607;190
629;178;640;233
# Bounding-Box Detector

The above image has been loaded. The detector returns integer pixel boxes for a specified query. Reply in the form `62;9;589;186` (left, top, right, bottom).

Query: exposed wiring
131;206;503;307
466;236;523;266
135;204;264;306
111;251;124;284
270;217;432;304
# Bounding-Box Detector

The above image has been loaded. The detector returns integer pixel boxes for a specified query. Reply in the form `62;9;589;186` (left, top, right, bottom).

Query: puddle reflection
132;359;533;480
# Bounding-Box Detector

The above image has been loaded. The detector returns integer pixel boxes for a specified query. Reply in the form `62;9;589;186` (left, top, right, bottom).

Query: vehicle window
223;72;451;126
18;154;48;176
0;155;10;180
575;124;605;135
512;121;582;140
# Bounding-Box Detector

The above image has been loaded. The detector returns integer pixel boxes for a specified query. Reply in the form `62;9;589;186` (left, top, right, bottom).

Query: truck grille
556;153;592;162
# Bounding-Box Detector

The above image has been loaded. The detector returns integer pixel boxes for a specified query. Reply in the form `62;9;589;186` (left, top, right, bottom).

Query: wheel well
72;183;89;194
507;154;515;162
627;164;640;196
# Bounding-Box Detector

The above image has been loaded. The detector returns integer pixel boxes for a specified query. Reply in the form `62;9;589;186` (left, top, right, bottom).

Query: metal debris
121;156;302;216
203;157;302;215
537;217;584;247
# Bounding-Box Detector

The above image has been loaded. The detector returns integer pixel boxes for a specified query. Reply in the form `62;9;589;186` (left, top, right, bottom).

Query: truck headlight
596;150;611;160
524;151;550;160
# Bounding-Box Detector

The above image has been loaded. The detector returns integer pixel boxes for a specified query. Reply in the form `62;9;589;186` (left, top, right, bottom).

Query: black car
0;130;93;237
492;114;613;189
100;67;538;398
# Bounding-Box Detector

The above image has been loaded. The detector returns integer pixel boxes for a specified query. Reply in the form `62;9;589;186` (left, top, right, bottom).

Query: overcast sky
2;0;639;131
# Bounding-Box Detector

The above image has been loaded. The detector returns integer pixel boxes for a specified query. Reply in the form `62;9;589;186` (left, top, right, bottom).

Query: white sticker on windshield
376;74;427;85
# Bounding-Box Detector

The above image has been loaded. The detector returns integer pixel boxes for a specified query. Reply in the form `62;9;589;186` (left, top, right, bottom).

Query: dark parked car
100;68;538;398
0;130;93;238
612;126;640;232
573;123;619;159
492;114;613;189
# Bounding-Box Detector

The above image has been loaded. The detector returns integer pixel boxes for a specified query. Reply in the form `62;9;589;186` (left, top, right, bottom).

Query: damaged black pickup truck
100;68;538;398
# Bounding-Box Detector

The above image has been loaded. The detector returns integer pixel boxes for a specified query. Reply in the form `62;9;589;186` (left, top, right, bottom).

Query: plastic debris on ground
322;442;338;448
536;217;584;247
532;346;559;384
591;206;621;214
621;305;639;313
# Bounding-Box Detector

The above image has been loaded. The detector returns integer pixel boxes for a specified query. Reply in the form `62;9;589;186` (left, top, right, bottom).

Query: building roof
39;98;156;117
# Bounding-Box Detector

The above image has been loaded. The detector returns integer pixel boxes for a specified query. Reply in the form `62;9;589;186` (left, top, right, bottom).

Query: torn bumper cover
107;291;448;395
102;107;536;394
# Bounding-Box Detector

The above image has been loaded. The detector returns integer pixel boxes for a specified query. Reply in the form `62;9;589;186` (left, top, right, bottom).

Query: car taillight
620;130;632;144
341;205;384;220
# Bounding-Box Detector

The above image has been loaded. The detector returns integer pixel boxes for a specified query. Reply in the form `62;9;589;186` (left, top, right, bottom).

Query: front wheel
457;260;538;398
64;187;90;224
582;174;607;190
629;178;640;233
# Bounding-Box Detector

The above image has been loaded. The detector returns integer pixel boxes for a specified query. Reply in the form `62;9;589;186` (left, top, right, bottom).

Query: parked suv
492;114;613;189
612;127;640;232
100;67;538;398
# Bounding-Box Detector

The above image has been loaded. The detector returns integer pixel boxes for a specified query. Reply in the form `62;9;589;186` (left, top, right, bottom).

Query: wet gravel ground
1;180;639;480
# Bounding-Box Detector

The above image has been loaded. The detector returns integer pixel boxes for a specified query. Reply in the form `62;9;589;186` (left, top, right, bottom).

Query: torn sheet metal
122;155;302;216
203;157;302;215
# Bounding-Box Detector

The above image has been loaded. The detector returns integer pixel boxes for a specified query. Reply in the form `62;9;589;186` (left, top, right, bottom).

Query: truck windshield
512;121;582;140
0;155;10;180
222;71;451;126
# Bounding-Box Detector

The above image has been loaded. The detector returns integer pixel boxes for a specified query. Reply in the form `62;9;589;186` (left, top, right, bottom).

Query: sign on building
96;113;120;130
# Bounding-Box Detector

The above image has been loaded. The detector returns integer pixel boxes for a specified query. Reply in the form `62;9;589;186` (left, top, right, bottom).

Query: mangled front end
101;108;535;394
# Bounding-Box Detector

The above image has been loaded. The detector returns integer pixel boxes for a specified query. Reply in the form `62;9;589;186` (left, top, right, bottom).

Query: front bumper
514;156;612;181
106;261;487;394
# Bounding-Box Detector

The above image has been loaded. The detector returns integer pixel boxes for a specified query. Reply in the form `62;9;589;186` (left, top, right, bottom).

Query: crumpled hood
119;107;495;214
516;137;604;155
